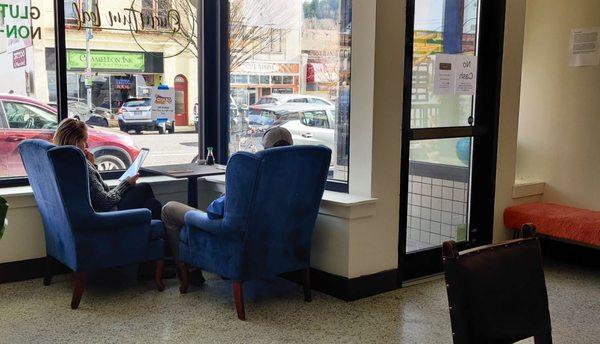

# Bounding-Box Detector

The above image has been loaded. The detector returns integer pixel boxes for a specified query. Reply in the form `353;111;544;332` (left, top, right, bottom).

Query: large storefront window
61;0;199;170
228;0;352;183
0;0;57;178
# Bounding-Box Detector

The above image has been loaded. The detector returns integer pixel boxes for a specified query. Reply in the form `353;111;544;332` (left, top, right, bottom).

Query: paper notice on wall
433;54;456;95
434;54;478;96
569;27;600;67
454;55;478;95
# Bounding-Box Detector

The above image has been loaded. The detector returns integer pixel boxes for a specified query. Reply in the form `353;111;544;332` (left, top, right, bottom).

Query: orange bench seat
504;203;600;248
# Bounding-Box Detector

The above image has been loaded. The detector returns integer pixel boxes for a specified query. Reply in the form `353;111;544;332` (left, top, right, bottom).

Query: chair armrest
184;210;223;235
84;208;152;231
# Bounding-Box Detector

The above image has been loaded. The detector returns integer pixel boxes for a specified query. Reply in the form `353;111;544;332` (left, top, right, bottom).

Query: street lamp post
84;0;93;109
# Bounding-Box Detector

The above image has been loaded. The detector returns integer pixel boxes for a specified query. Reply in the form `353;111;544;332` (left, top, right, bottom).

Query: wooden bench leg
233;281;246;321
512;228;519;239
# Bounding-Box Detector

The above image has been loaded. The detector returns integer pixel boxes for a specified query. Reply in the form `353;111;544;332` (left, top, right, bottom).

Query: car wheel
168;124;175;134
96;154;127;171
101;118;109;127
135;129;142;135
158;126;165;135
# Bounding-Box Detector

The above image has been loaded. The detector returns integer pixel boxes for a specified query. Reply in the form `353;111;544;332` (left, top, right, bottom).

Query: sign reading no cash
433;54;478;96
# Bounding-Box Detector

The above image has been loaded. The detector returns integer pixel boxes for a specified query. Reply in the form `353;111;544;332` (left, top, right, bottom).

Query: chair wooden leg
70;272;86;310
233;281;246;321
178;263;189;294
534;330;552;344
154;260;165;292
43;256;53;286
302;268;312;302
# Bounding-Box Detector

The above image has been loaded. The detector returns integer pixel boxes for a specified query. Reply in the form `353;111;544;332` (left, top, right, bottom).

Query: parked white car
249;94;335;113
118;98;175;134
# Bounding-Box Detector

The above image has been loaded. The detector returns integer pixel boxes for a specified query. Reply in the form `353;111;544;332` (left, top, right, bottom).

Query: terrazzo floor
0;258;598;344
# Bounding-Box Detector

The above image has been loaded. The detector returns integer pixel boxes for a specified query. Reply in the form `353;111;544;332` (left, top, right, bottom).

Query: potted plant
0;196;7;240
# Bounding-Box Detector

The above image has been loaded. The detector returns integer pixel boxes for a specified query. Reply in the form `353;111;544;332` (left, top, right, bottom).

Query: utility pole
84;0;93;109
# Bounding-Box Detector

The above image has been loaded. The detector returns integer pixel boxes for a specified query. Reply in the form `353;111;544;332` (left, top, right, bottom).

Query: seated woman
161;127;294;270
53;118;162;219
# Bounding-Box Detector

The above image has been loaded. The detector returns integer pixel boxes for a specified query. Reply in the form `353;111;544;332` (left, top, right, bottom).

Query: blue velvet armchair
179;145;331;320
19;139;165;309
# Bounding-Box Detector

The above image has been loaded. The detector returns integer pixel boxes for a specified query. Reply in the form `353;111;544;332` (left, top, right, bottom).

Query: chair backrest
442;237;552;344
223;145;331;279
19;139;94;268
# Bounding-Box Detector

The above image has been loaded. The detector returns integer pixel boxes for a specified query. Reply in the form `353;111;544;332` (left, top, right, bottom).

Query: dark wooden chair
442;225;552;344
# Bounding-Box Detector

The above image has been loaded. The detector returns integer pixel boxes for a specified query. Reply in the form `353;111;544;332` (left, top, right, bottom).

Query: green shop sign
66;50;145;71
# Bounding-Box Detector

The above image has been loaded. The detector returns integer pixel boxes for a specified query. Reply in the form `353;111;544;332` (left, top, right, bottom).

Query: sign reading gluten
0;1;187;41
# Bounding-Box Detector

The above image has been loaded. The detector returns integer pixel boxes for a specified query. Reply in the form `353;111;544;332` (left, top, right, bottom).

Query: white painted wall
492;0;528;243
516;0;600;211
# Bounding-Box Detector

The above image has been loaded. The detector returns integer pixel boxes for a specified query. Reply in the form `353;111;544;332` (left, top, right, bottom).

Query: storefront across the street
45;48;165;113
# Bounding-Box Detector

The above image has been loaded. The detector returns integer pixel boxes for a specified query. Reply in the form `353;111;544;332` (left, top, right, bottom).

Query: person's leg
118;183;162;219
161;201;195;261
162;201;206;286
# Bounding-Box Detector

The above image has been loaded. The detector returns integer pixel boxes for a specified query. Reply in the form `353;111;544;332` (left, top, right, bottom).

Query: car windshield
255;97;276;105
123;99;151;107
68;102;91;113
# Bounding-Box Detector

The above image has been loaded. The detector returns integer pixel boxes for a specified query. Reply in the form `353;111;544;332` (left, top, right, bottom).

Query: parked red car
0;94;140;178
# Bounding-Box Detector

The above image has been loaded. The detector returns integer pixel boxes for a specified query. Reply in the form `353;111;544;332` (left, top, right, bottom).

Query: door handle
7;135;27;142
302;132;312;138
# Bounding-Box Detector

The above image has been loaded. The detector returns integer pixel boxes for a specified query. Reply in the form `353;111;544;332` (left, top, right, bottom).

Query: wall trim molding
284;268;399;301
1;258;399;301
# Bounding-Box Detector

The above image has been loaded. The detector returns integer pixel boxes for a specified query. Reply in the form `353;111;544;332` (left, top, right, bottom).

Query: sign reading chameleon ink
66;50;145;71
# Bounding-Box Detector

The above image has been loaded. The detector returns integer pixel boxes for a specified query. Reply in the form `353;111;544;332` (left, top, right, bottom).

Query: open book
119;148;149;182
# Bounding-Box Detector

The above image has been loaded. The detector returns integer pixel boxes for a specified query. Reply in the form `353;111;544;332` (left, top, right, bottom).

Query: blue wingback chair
19;139;165;309
179;145;331;320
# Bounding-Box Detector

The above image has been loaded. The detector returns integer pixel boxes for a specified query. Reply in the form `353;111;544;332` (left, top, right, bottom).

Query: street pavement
115;127;200;167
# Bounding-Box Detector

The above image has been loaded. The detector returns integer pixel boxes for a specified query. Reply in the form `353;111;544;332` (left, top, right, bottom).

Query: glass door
399;0;506;281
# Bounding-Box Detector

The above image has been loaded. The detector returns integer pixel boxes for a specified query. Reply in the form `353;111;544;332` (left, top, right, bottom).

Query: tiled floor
0;258;598;344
